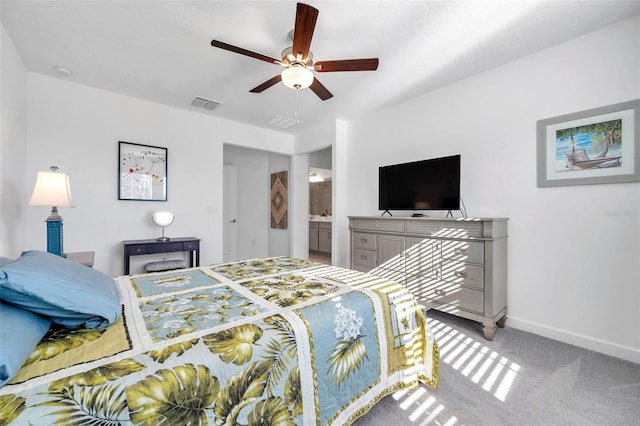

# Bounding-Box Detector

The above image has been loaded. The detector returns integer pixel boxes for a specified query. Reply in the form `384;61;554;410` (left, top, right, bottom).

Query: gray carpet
354;309;640;426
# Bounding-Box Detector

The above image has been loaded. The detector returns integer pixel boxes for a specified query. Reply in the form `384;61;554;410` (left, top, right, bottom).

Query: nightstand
66;251;95;267
122;237;200;275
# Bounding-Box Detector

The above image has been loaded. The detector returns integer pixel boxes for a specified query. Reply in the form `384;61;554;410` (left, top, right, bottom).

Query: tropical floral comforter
0;257;438;425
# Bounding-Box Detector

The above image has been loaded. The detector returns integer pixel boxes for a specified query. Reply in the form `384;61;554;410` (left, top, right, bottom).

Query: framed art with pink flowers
118;141;168;201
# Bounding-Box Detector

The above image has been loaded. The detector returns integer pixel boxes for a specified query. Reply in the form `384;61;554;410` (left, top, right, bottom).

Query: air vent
191;96;221;111
265;115;298;129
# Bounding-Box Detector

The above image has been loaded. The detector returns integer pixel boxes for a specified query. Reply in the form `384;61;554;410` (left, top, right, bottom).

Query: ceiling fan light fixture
309;173;324;183
281;65;314;90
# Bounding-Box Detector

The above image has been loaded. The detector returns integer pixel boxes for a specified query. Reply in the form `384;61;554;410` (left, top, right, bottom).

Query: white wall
344;16;640;362
268;152;292;257
295;121;335;155
0;23;28;257
333;119;350;268
292;121;337;260
290;152;310;259
25;74;294;275
309;146;332;169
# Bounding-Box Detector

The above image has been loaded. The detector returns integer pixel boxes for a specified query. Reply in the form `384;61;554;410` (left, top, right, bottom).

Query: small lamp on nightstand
153;210;174;241
28;166;75;257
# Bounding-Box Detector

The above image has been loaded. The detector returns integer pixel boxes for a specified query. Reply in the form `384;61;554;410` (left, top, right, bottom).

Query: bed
0;252;438;425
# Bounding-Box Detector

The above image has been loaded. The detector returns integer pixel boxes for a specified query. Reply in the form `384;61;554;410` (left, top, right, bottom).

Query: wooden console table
123;237;200;275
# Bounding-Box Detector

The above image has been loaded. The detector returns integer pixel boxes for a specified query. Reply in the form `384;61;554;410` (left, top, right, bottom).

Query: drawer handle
360;238;367;244
455;271;467;278
360;254;368;260
455;248;468;256
136;248;142;253
435;289;447;296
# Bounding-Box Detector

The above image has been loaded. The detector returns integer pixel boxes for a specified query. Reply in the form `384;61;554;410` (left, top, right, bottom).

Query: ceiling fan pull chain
294;90;300;124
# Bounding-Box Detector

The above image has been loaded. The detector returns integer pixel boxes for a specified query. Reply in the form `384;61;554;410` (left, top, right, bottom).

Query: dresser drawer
147;241;184;254
127;244;147;255
405;221;440;235
353;232;377;250
430;286;484;314
352;218;405;233
353;249;376;269
371;266;406;286
441;240;484;264
183;241;199;251
352;263;372;273
441;261;484;290
439;221;484;238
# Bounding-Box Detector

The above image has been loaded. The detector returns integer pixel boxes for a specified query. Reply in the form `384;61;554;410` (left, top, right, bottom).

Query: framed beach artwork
536;99;640;187
118;141;168;201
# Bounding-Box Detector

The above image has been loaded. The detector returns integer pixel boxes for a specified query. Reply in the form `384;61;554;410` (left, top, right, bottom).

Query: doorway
223;144;291;261
308;147;332;265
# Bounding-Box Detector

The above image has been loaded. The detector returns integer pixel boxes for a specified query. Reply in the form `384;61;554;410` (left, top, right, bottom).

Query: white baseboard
507;316;640;364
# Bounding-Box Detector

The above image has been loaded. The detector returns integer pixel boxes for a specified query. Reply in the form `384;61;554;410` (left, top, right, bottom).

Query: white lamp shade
281;66;314;89
28;171;75;207
153;211;175;227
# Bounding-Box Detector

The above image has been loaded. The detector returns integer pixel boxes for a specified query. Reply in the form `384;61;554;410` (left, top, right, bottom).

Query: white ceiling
2;1;638;135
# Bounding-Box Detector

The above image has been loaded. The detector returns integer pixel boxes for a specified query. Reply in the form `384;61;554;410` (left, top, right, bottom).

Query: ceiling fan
210;2;379;101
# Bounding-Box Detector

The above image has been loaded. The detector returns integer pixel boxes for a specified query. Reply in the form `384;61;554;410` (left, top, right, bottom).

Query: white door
223;165;238;262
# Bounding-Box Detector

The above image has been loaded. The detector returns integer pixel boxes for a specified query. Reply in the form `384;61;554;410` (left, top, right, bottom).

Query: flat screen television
379;154;460;214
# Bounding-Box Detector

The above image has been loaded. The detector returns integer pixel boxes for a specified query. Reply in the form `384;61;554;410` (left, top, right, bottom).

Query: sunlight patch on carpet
428;317;521;402
391;387;458;425
379;315;521;424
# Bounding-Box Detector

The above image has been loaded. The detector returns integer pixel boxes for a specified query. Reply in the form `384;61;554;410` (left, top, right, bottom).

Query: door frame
223;164;238;262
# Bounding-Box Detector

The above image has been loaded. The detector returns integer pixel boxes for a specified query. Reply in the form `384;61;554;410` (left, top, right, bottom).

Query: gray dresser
349;216;508;340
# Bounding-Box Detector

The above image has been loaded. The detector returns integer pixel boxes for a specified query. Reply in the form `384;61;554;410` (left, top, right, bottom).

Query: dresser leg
496;316;507;328
482;319;497;341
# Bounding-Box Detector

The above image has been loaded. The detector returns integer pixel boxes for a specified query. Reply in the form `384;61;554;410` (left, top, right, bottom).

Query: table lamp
153;210;174;241
28;166;75;257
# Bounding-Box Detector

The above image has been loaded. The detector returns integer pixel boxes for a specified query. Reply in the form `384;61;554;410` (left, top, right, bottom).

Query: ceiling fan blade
249;75;282;93
309;77;333;101
314;58;379;72
211;40;280;64
292;3;318;59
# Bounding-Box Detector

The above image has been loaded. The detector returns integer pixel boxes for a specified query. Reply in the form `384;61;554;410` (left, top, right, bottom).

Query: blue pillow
0;250;120;329
0;301;51;386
